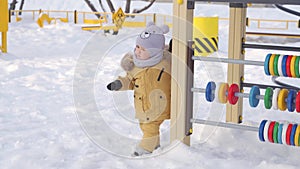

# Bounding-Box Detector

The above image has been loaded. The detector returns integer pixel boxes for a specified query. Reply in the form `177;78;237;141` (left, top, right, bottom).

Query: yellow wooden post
1;32;7;53
0;0;9;53
171;0;194;145
226;3;247;123
153;13;156;24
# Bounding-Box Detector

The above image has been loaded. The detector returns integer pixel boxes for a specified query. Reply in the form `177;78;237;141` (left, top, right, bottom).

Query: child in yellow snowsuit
107;22;171;156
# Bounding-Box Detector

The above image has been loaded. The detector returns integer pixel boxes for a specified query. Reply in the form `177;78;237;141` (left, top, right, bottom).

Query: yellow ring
269;54;276;76
294;125;300;146
290;56;297;77
278;89;288;111
218;83;229;104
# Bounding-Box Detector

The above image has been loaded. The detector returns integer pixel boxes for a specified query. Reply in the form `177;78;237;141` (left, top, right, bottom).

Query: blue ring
287;90;296;112
249;86;260;107
282;55;288;77
264;54;272;75
277;123;283;144
290;124;298;146
259;120;267;142
205;81;216;102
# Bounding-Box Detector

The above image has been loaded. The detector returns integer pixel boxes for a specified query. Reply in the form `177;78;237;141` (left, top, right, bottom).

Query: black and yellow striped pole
193;17;219;56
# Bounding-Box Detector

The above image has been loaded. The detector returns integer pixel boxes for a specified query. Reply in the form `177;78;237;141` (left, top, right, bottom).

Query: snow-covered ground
1;1;300;169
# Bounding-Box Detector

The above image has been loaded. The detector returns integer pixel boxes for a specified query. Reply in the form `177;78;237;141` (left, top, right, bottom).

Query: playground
1;0;300;168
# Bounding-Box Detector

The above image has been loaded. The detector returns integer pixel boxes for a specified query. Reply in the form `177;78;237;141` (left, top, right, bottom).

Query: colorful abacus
265;54;300;78
259;120;300;146
193;54;300;78
193;82;300;113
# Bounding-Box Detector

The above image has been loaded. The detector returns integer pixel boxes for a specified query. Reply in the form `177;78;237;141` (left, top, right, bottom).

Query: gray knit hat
134;22;169;68
136;22;169;52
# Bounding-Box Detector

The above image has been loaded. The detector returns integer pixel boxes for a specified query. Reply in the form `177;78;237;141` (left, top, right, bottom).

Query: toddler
107;22;171;156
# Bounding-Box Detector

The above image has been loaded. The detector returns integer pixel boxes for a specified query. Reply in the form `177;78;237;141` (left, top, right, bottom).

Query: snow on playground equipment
36;10;70;28
0;0;8;53
78;11;109;26
37;13;52;28
81;8;125;35
9;10;22;22
170;0;300;147
41;10;69;23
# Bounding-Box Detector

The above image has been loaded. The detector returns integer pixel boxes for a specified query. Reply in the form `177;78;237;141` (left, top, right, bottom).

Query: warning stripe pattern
194;37;218;55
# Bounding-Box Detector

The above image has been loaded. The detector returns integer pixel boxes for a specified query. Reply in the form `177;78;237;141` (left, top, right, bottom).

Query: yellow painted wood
0;0;8;53
1;32;7;53
123;22;146;27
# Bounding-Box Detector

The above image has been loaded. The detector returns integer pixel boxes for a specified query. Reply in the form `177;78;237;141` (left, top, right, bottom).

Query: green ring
274;54;280;76
273;122;279;143
295;56;300;78
264;87;273;109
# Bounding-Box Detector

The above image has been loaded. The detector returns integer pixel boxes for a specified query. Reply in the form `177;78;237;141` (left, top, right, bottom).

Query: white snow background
1;0;300;168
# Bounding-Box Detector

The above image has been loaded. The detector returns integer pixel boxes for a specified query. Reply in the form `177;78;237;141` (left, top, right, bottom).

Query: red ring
286;56;293;77
228;84;239;105
268;121;275;143
286;124;293;145
296;91;300;113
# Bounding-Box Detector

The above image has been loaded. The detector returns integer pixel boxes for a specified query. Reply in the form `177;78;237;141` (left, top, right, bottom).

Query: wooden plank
170;0;194;145
170;0;180;143
226;5;246;123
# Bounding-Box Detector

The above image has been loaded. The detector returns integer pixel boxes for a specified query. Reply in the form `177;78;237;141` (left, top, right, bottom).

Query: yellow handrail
8;9;300;31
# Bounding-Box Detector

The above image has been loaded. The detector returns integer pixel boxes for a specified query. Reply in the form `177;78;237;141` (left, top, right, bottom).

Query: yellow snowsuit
117;51;171;152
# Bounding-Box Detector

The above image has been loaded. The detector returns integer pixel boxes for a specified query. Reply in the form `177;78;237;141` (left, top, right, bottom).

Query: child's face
134;45;150;60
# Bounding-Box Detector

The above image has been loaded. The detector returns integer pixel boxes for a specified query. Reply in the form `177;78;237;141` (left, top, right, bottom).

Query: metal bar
243;43;300;52
235;92;264;99
246;32;300;39
186;41;195;136
192;56;264;66
188;0;300;5
272;76;300;91
191;88;205;93
191;119;259;132
242;82;300;91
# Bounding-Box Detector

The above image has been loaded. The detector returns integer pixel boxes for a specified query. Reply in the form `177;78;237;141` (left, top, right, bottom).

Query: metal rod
191;119;259;132
235;92;264;100
272;76;300;91
243;43;300;52
186;41;195;136
246;32;300;39
191;87;205;93
192;56;265;66
242;82;300;91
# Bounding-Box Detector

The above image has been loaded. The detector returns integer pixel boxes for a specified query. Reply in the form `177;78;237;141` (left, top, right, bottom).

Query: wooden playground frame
170;0;300;145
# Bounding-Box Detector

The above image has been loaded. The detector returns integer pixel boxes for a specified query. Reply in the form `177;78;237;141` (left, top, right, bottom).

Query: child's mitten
107;80;122;91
